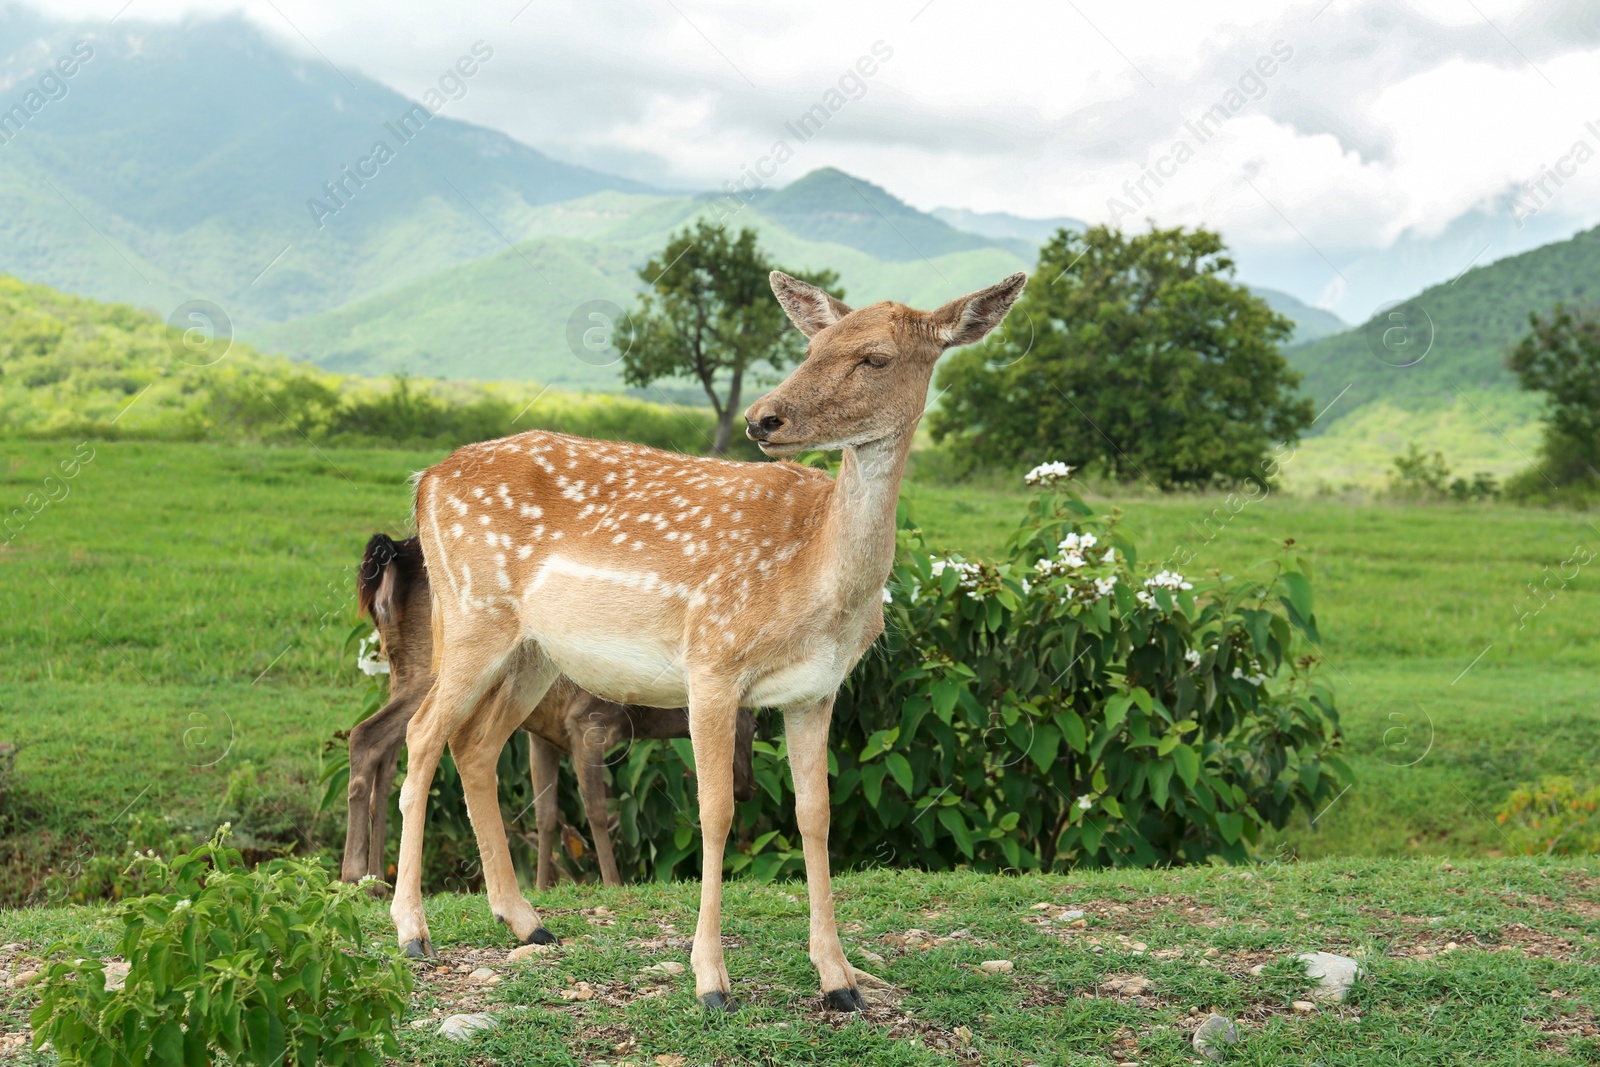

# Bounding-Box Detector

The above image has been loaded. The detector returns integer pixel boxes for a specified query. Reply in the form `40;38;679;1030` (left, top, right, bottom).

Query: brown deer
389;271;1026;1011
345;533;757;895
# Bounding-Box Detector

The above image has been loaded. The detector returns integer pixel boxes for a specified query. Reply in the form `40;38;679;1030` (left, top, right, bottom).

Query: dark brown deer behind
344;533;757;890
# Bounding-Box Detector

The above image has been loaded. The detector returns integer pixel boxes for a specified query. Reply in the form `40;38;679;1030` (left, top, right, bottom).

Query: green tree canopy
929;224;1314;489
624;221;840;454
1507;302;1600;489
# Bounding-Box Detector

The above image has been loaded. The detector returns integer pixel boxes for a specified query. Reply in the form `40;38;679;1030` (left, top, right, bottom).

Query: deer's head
745;271;1027;455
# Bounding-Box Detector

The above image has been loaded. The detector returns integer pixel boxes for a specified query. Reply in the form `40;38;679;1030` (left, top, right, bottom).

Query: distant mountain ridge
0;10;651;331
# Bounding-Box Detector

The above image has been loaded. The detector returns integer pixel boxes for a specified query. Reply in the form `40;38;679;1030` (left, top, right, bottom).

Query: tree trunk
711;368;744;456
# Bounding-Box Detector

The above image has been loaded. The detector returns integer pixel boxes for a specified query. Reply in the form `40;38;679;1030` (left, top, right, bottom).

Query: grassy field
2;438;1599;904
5;860;1600;1064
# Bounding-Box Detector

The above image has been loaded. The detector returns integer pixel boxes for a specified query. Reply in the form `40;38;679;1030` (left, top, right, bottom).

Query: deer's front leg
687;679;741;1010
784;694;861;1011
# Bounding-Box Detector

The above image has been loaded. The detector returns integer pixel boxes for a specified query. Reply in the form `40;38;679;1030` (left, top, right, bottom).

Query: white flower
1136;590;1155;608
1060;551;1087;569
173;898;191;910
929;558;986;599
1024;461;1075;487
1075;794;1094;811
1102;547;1115;563
1145;570;1193;592
882;586;892;604
357;629;390;676
1231;661;1267;686
1093;576;1117;598
1184;649;1202;668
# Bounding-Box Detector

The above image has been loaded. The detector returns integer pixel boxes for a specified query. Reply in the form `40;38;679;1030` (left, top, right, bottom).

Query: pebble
6;970;38;989
437;1014;497;1041
507;942;557;962
1104;975;1151;995
979;959;1013;974
1292;1000;1316;1013
1058;909;1086;921
1297;951;1363;1002
643;961;685;977
858;948;886;963
1249;964;1267;976
560;982;596;1001
1193;1013;1240;1061
466;967;501;984
104;961;130;990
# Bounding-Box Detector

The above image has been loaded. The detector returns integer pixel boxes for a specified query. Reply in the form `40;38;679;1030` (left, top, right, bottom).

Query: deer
389;270;1026;1011
344;532;758;894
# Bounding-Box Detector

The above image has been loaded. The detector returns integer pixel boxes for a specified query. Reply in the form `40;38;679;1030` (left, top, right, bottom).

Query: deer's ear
373;564;398;624
770;271;853;337
929;272;1028;349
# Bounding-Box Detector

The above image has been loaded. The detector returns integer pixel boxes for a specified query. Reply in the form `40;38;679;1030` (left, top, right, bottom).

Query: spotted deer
391;271;1027;1011
345;533;757;891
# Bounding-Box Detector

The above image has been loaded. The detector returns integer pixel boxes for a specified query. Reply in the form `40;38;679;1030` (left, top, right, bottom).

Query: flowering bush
821;464;1347;869
1496;776;1600;855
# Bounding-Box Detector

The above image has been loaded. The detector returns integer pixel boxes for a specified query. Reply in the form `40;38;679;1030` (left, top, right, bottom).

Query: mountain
1254;288;1347;345
0;11;651;333
931;207;1086;244
256;190;1034;389
746;168;1035;262
1285;221;1600;416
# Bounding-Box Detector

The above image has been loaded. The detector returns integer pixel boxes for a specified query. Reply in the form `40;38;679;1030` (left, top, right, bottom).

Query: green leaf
885;753;914;795
1171;743;1200;788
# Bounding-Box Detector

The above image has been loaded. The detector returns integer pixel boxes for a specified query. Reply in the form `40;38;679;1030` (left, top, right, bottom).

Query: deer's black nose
746;413;786;440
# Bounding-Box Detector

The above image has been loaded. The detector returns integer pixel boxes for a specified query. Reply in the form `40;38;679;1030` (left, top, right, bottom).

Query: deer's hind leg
529;732;562;892
451;654;561;945
570;696;625;888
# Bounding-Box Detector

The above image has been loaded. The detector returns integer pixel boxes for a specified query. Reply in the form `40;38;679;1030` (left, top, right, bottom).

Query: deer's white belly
743;637;856;708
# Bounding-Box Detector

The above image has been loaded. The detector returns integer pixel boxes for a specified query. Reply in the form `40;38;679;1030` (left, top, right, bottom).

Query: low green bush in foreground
30;829;411;1067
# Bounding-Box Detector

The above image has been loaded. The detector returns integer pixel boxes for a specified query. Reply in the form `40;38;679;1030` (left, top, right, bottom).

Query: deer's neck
817;434;912;611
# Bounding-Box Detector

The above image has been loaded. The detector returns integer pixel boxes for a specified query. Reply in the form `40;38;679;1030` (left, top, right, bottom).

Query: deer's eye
859;355;889;369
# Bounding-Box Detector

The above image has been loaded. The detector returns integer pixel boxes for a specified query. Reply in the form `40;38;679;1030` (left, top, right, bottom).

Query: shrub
31;829;411;1067
1387;442;1451;499
1496;776;1600;855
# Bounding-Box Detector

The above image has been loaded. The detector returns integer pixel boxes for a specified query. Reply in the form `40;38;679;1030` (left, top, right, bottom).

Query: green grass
5;861;1600;1064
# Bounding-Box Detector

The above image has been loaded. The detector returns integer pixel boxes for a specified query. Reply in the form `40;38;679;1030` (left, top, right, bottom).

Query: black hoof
699;991;739;1012
401;937;433;959
823;986;867;1012
526;926;558;946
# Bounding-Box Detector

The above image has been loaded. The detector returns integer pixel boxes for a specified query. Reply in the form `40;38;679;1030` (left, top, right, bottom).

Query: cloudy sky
41;0;1600;315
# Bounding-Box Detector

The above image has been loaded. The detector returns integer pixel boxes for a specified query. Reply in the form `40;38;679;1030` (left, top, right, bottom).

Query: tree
1507;302;1600;488
929;225;1314;489
624;222;841;455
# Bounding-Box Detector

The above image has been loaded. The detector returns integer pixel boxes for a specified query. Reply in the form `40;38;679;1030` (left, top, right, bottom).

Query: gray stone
437;1014;497;1042
1297;951;1363;1002
1192;1014;1239;1061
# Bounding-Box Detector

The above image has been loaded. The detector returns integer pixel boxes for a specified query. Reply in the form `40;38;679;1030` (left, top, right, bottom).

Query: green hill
1256;287;1346;344
1287;222;1600;413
